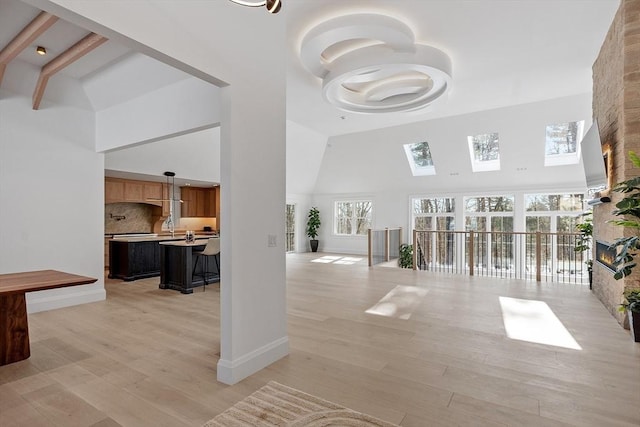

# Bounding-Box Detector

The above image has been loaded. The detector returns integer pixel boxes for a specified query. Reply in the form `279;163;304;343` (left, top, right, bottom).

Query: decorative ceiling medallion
300;14;452;114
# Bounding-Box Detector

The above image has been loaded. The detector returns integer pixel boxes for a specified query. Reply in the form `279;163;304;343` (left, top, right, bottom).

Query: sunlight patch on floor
499;296;582;350
311;256;342;263
311;256;363;265
366;285;428;320
333;257;363;265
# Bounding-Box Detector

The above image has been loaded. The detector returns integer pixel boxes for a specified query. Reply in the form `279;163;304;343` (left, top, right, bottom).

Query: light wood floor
1;253;639;426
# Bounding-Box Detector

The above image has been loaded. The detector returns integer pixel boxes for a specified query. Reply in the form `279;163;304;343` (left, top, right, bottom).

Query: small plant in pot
618;288;640;342
398;243;413;269
306;207;321;252
574;211;593;289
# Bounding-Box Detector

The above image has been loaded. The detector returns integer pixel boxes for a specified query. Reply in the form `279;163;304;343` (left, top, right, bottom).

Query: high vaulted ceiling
0;0;621;137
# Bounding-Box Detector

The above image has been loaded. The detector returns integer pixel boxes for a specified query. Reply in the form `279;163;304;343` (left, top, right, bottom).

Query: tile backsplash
105;203;155;234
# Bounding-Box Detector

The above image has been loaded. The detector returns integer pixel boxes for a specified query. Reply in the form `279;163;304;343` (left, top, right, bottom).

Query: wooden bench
0;270;97;366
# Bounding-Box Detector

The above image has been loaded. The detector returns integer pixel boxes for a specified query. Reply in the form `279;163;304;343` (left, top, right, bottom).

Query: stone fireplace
592;0;640;326
595;240;616;273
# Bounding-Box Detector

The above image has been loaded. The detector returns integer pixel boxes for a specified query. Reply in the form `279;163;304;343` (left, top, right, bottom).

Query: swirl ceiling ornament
299;14;452;114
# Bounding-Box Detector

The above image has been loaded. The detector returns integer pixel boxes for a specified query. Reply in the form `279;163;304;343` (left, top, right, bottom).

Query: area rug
203;381;399;426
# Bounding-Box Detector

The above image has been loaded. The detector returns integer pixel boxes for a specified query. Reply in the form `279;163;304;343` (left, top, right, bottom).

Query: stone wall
592;0;640;325
105;203;156;234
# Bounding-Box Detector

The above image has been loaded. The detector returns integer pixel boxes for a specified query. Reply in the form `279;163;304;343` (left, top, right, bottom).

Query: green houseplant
306;207;321;252
398;243;413;268
574;211;593;289
609;151;640;280
618;288;640;342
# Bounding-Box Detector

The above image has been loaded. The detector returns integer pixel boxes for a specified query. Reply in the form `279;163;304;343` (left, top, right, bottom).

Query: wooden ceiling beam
32;32;107;110
0;12;59;85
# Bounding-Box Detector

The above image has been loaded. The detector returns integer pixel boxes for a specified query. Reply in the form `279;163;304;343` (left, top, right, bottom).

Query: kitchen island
108;233;217;281
159;238;220;294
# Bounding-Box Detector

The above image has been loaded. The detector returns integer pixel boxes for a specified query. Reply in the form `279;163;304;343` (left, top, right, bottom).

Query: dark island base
159;241;220;293
109;239;162;282
109;270;160;281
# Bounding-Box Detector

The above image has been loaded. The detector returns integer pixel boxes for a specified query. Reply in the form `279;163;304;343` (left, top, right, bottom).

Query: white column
217;51;288;385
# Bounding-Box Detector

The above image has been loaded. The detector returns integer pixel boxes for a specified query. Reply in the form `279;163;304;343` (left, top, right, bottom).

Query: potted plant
618;288;640;342
398;243;413;268
609;151;640;280
574;211;593;289
306;207;321;252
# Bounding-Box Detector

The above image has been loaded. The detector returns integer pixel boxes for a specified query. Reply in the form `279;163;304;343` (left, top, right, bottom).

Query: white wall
286;120;327;195
96;77;220;152
105;127;221;184
312;95;593;254
28;0;288;385
0;91;105;312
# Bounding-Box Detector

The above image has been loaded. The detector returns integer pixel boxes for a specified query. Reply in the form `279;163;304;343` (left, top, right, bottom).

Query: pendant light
228;0;282;14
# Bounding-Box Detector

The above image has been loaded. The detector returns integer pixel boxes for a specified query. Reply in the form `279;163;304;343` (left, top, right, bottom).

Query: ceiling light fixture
36;46;46;55
300;14;452;114
228;0;281;14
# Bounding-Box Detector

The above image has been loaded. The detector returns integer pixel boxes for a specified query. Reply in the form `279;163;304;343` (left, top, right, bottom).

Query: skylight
404;141;436;176
468;132;500;172
544;121;584;166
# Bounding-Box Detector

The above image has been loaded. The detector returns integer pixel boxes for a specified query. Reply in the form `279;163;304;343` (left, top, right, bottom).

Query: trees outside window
468;133;500;172
335;200;372;236
544;121;584;166
404;141;436;176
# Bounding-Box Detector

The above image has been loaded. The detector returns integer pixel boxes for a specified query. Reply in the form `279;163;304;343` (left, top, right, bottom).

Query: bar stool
192;238;220;291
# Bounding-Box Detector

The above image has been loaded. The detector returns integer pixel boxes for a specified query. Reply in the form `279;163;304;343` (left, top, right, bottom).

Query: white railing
367;227;403;266
413;230;591;284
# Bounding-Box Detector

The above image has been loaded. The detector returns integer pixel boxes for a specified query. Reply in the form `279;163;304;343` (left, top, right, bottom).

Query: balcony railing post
413;229;417;271
385;228;390;262
469;231;474;276
367;228;372;267
536;231;542;282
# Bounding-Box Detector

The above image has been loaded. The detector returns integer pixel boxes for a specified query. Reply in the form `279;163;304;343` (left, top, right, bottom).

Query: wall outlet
268;234;277;247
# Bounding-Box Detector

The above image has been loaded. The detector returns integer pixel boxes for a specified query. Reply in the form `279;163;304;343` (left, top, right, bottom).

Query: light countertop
111;235;213;243
159;238;214;247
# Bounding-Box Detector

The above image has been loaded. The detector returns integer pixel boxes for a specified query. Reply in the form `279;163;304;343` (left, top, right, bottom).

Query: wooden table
0;270;97;366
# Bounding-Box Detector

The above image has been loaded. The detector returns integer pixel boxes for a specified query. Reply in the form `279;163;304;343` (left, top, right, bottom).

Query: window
285;204;295;252
544;121;584;166
404;141;436;176
525;193;584;233
464;195;514;271
468;132;500;172
412;197;454;230
335;200;372;236
464;196;514;232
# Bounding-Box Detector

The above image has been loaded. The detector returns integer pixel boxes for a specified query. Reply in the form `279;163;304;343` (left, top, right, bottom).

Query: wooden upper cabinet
143;182;163;201
105;177;164;208
181;186;216;218
105;179;125;203
124;181;144;201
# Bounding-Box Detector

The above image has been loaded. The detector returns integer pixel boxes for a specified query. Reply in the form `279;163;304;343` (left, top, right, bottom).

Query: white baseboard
26;287;106;314
217;336;289;385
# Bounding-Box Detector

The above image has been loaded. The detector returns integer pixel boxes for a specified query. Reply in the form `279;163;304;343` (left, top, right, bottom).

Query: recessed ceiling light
36;46;46;55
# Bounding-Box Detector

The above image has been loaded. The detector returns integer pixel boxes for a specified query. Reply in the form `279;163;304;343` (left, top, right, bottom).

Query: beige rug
203;381;399;426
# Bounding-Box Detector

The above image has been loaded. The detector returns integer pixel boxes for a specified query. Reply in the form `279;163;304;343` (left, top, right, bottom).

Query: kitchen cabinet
159;240;219;293
181;186;216;218
105;177;163;207
124;181;144;201
109;239;161;281
105;179;125;203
